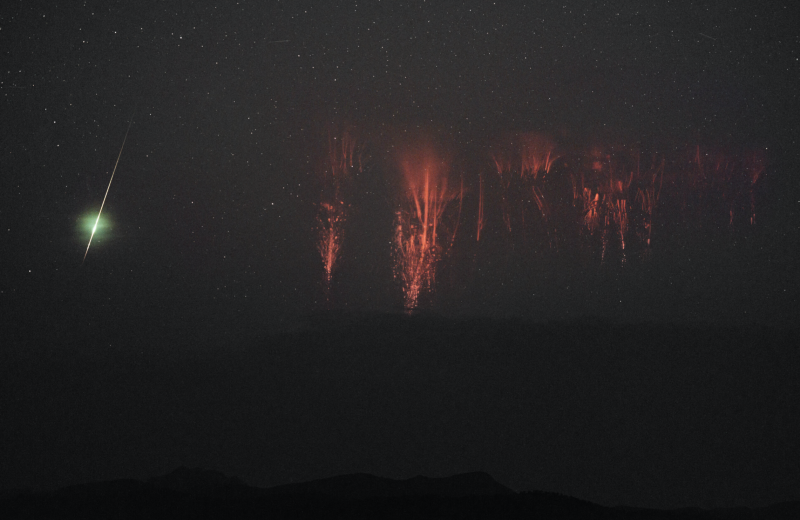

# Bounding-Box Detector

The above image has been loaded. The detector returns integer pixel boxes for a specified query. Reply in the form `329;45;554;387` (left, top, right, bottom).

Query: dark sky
2;0;799;511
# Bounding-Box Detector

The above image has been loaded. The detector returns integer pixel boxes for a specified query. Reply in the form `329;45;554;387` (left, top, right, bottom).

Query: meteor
476;172;484;241
83;113;134;264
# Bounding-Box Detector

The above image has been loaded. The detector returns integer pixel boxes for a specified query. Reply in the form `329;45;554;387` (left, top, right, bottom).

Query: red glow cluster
311;130;766;310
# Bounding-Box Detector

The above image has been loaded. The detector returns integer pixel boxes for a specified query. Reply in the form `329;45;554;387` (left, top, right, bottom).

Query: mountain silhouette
3;468;800;519
148;467;245;493
265;471;515;499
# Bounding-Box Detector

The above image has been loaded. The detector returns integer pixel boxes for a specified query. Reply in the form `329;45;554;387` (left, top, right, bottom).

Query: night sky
2;0;799;511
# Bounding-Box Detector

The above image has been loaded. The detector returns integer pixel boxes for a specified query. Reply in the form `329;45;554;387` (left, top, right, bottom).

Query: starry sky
2;0;799;510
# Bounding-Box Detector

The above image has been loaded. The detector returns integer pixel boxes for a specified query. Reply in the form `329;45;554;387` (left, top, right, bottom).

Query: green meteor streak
83;114;134;264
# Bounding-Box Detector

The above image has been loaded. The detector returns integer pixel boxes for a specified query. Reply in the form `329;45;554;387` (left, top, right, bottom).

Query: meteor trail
83;113;134;264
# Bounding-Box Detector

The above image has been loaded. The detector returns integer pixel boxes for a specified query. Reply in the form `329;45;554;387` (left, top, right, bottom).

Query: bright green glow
79;212;112;238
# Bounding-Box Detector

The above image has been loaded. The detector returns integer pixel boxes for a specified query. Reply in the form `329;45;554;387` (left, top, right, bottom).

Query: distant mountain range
264;470;515;499
2;468;799;519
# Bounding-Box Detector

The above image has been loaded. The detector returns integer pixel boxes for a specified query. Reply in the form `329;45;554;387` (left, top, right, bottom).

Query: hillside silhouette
2;467;799;519
3;312;799;513
265;471;514;499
